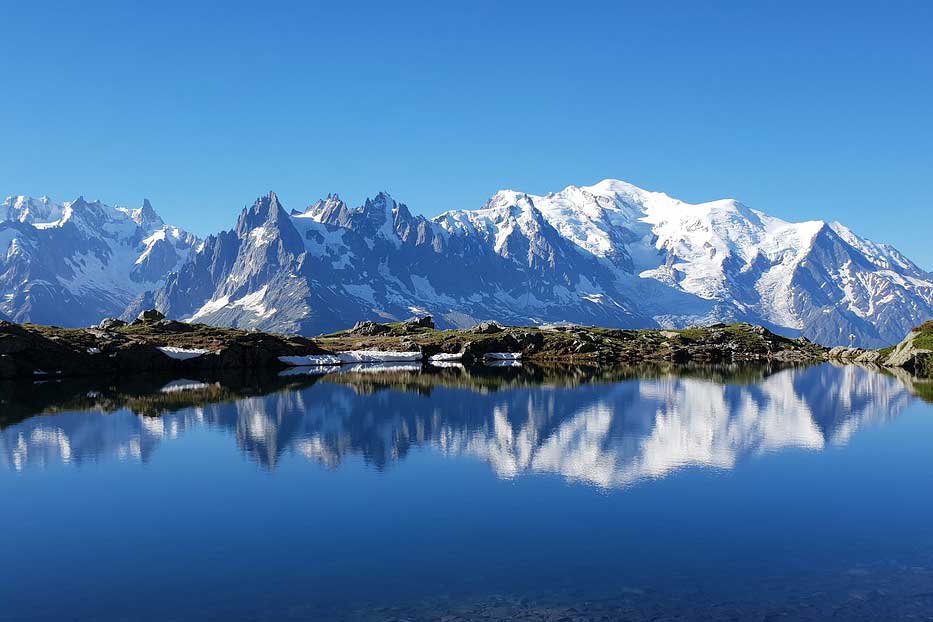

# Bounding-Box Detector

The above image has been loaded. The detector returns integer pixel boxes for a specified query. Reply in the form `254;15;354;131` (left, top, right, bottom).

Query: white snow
278;354;343;366
157;346;209;360
188;296;231;321
337;350;423;363
232;286;274;318
428;352;463;362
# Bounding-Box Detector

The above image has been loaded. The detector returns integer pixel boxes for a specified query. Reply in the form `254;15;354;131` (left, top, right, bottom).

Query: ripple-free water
2;363;932;620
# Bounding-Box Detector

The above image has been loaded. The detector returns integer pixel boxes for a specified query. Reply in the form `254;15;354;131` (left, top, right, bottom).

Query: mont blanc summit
4;180;931;346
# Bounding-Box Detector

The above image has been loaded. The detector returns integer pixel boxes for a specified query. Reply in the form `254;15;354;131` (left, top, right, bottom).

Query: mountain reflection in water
0;363;918;488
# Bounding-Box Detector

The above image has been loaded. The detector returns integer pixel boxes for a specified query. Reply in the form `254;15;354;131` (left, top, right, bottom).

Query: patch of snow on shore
338;350;423;363
428;352;462;362
157;346;209;360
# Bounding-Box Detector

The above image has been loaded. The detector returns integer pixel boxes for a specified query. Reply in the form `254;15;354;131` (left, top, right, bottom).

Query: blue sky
2;2;931;266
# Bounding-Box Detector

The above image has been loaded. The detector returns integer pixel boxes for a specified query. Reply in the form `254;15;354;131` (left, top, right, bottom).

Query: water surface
2;363;932;621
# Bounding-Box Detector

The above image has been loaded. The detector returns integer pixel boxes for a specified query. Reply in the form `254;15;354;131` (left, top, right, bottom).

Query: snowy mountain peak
236;192;289;235
1;194;198;327
3;195;65;225
297;193;348;220
116;198;165;229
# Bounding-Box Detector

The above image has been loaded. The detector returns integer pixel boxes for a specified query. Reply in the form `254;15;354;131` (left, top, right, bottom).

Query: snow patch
338;350;423;363
157;346;209;360
428;352;463;362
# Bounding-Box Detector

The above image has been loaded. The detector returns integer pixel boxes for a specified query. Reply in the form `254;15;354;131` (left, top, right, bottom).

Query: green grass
913;333;933;351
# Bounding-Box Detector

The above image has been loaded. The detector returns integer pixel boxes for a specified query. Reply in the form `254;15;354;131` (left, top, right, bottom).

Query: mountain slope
1;195;198;326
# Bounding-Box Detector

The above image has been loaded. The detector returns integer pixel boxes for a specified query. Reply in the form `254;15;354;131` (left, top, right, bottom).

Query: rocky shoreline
0;310;835;380
2;310;930;382
826;320;933;377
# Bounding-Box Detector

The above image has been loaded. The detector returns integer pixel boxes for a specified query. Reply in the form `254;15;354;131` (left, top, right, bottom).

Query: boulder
855;350;883;364
403;315;435;330
98;318;128;330
472;321;504;334
135;309;166;323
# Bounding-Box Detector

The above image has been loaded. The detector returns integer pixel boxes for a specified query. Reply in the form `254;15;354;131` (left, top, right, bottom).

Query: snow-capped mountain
6;179;931;345
435;179;933;346
128;190;649;334
127;180;931;345
0;195;199;326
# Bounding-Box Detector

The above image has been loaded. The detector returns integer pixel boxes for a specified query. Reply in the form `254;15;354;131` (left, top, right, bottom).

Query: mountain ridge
5;179;931;346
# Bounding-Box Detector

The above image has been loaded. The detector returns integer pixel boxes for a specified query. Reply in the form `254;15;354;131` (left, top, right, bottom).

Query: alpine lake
3;361;933;621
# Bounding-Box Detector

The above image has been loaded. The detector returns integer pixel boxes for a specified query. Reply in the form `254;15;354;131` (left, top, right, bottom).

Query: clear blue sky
2;2;931;267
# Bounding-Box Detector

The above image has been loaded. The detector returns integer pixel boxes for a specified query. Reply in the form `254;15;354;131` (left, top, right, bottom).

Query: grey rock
349;321;391;336
403;315;435;330
98;318;127;330
136;309;166;323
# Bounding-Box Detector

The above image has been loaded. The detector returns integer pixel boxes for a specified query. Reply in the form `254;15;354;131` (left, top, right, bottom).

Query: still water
2;363;933;621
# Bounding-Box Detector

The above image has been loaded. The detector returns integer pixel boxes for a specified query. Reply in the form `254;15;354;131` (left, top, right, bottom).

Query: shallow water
2;363;932;621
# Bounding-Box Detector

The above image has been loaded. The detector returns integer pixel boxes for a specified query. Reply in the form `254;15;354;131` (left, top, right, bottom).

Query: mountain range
3;179;931;346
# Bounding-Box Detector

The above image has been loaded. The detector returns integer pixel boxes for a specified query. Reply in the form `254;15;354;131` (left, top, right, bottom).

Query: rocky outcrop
348;321;392;336
827;346;883;362
135;309;166;323
471;321;504;334
403;315;435;330
882;322;933;376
